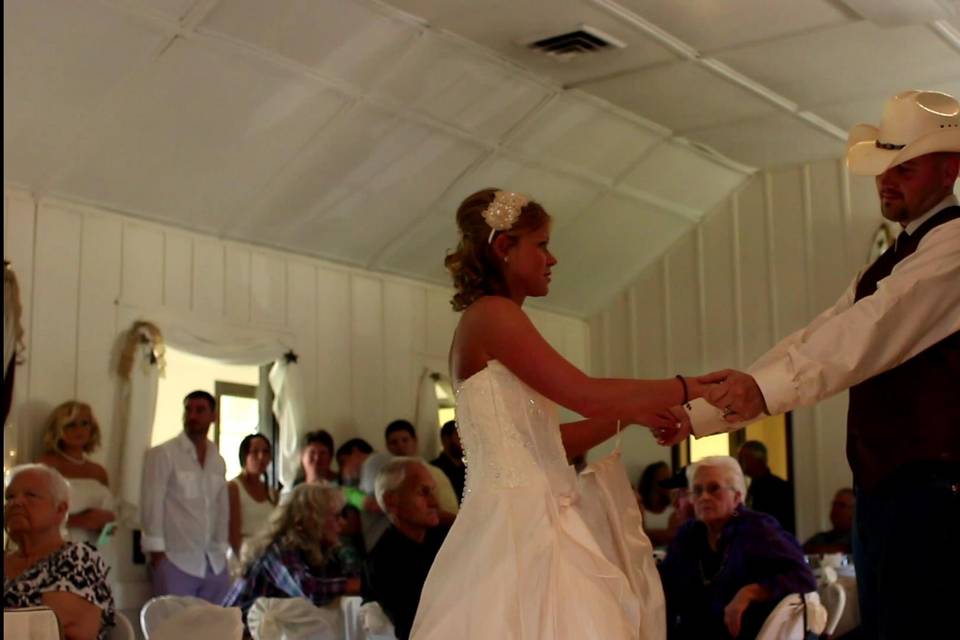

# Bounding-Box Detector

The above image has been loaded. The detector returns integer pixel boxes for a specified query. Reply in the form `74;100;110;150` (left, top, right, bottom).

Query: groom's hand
701;369;768;422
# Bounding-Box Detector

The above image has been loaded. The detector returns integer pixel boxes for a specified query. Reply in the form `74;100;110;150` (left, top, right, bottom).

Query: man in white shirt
141;390;231;603
665;90;960;639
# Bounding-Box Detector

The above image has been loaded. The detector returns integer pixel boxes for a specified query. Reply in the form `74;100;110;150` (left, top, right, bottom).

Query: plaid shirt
223;542;358;625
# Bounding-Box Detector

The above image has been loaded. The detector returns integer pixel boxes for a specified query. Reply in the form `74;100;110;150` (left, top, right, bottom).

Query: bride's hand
654;406;691;446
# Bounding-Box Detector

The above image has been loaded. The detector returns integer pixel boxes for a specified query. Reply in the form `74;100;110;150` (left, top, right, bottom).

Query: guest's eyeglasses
691;482;735;498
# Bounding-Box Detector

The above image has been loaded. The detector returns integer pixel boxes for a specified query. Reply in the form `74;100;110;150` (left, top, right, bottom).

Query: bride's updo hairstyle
445;188;551;311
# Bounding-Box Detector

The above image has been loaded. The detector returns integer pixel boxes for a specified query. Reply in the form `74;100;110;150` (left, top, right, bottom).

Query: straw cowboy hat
846;90;960;176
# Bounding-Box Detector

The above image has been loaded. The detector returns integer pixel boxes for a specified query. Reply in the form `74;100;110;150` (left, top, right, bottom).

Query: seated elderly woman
660;456;815;639
4;464;116;640
222;483;361;630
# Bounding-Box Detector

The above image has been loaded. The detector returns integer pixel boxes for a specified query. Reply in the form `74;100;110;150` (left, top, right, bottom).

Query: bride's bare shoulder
460;296;523;324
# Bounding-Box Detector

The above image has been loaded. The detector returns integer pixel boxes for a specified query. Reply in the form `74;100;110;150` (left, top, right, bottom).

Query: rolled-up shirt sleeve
749;220;960;417
140;446;169;552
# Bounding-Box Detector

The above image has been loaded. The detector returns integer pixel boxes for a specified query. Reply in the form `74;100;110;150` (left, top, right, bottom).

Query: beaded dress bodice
455;360;575;498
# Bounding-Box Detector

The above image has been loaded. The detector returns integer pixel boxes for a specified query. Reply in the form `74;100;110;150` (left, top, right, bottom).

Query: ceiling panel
49;37;349;232
131;0;199;21
715;21;960;106
233;103;485;263
547;192;691;313
581;60;779;133
619;142;748;214
506;92;664;180
616;0;853;53
810;78;960;131
200;0;419;90
3;0;172;186
375;30;554;140
689;113;845;169
389;0;678;86
429;154;605;229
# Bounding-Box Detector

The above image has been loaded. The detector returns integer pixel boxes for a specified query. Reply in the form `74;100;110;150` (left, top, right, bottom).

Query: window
432;373;456;428
215;382;259;480
675;412;793;481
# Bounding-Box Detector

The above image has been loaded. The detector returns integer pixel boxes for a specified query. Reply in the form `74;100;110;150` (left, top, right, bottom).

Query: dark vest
847;206;960;491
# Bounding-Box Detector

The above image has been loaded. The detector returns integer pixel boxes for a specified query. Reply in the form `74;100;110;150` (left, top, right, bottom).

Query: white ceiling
4;0;960;316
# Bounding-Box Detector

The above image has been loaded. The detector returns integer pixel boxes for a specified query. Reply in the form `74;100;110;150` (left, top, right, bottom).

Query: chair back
140;595;208;638
107;611;136;640
340;597;398;640
3;607;62;640
247;597;341;640
755;592;828;640
818;580;847;635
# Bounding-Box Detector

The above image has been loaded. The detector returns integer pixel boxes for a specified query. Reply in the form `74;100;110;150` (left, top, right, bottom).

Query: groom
671;89;960;639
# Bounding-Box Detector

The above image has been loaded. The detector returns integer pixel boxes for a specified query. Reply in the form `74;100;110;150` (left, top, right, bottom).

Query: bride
410;189;711;639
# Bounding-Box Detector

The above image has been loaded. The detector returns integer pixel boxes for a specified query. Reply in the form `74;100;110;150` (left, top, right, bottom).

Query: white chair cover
140;595;209;638
3;607;61;640
340;597;397;640
818;581;847;636
247;597;340;640
755;592;828;640
149;604;243;640
107;611;136;640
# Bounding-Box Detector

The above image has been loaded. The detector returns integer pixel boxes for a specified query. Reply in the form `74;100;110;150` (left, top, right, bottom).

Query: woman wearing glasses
659;456;815;639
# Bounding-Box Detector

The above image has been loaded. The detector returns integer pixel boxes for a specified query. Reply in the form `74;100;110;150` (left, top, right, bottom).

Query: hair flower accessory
482;191;529;243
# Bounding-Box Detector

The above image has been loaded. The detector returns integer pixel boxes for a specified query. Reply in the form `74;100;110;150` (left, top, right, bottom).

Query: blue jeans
852;464;959;639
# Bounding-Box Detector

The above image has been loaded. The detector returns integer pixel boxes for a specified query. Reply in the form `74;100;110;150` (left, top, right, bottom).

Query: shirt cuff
140;534;165;552
748;357;796;417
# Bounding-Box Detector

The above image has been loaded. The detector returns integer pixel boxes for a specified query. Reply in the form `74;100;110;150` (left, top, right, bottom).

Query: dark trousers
852;464;960;639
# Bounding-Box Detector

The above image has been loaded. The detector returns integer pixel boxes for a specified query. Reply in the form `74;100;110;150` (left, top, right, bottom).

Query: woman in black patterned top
4;464;115;640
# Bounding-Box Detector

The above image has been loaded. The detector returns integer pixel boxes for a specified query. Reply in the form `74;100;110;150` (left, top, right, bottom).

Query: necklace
56;449;86;465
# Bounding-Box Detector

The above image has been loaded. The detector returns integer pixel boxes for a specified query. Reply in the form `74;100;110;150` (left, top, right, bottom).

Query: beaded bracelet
675;374;689;405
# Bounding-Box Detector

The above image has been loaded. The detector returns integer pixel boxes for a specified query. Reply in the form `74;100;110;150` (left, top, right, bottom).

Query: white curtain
414;368;441;460
115;309;307;525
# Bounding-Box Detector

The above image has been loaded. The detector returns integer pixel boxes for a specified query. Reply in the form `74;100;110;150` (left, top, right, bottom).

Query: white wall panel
665;231;702;375
425;289;458;359
193;238;225;317
768;168;810;337
163;233;193;312
383;281;427;424
350;275;385;441
28;204;83;459
701;202;738;372
75;212;122;467
735;178;775;365
121;222;163;309
315;267;353;438
588;157;866;538
224;245;252;322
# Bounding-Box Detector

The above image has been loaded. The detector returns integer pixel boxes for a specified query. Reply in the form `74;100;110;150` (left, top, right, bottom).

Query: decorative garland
118;321;166;379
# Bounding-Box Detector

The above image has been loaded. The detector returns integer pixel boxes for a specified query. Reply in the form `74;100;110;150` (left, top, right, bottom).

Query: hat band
875;140;905;150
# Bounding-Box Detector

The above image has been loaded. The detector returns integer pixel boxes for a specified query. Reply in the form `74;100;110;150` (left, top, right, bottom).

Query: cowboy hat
846;90;960;176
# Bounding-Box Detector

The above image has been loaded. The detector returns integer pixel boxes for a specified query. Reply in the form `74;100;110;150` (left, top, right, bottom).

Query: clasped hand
650;369;769;446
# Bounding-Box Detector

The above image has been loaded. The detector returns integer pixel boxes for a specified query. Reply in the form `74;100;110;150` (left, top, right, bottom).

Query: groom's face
876;153;958;225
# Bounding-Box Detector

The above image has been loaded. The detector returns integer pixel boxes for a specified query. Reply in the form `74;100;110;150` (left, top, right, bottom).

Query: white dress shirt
141;431;230;577
693;194;960;435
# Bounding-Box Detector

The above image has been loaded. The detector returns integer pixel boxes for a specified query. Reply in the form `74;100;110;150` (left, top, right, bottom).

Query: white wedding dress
410;360;666;640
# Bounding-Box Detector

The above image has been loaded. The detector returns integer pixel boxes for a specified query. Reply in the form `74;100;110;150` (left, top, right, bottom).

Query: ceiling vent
526;25;625;61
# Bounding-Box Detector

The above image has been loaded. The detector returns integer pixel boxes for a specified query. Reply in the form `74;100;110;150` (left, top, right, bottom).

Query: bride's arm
463;297;708;425
560;418;622;459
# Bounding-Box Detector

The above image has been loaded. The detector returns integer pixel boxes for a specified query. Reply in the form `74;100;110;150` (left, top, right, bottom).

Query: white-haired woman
4;464;115;640
660;456;814;639
221;483;361;631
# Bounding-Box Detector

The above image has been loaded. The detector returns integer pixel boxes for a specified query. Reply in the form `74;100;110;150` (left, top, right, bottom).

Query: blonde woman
37;401;115;545
222;484;361;629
